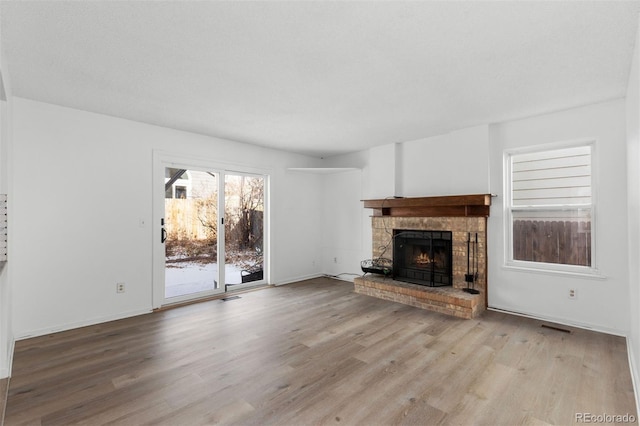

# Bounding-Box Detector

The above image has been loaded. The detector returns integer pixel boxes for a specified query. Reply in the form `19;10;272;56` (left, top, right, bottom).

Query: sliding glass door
153;154;268;306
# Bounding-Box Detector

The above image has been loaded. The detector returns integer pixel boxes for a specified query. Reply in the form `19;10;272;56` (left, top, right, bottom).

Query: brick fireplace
354;194;491;319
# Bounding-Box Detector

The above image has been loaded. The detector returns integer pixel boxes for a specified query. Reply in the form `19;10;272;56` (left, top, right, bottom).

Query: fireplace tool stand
464;232;480;294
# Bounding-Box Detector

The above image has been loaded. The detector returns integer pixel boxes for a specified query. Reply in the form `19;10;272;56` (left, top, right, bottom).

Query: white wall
368;144;398;198
399;125;490;197
0;10;13;377
320;150;372;276
274;169;324;284
11;98;324;339
626;18;640;411
321;169;364;278
0;91;10;378
489;99;629;334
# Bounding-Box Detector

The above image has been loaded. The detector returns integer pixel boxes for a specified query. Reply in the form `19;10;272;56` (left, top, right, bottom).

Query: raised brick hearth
359;195;490;318
353;275;481;319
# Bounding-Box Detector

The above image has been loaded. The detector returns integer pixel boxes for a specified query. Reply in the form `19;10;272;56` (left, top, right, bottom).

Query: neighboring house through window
505;141;596;274
165;168;190;199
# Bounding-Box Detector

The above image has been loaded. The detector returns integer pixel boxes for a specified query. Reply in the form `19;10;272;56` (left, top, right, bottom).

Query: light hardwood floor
1;377;7;425
4;277;638;425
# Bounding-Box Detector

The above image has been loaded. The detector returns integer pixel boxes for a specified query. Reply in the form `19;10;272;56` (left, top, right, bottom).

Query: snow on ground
165;261;245;299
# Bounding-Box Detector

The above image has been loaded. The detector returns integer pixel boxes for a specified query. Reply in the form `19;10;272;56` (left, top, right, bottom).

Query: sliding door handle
161;228;167;243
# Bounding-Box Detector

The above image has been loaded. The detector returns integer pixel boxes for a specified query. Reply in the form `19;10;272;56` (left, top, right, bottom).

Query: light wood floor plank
4;277;637;425
0;377;7;425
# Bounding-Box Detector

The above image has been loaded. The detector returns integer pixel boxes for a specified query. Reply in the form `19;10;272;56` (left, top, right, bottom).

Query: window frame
503;139;599;276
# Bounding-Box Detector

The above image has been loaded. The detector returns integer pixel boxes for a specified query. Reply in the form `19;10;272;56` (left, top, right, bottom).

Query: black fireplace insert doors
392;230;453;287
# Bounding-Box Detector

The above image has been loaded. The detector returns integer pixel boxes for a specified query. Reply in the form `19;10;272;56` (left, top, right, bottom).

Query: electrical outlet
117;282;125;293
333;257;338;264
568;288;577;299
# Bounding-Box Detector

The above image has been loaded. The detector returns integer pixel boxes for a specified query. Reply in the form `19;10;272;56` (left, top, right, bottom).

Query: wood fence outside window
512;220;591;267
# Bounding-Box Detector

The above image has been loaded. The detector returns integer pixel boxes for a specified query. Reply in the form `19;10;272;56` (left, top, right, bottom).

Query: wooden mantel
363;194;492;217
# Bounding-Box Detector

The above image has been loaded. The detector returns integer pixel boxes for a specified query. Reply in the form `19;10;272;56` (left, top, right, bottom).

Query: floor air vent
541;324;571;333
222;296;241;302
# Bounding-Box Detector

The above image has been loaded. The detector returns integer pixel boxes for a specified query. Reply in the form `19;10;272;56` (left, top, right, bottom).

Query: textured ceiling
1;1;639;158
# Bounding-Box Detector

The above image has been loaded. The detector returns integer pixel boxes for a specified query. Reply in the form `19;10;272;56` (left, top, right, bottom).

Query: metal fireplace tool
464;232;480;294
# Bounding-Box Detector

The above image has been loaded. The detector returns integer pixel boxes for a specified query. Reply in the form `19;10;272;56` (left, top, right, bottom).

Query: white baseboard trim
14;308;153;341
487;306;626;337
272;273;324;286
626;339;640;417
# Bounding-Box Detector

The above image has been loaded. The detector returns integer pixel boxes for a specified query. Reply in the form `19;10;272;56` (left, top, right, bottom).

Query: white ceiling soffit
1;1;639;158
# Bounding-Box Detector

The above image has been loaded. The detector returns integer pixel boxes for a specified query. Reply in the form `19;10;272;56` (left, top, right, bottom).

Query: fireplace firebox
393;230;453;287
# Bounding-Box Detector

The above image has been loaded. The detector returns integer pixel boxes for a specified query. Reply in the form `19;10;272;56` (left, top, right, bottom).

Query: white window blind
512;145;591;207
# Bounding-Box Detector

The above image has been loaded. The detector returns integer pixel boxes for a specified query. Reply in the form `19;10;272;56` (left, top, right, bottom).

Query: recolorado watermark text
576;413;636;423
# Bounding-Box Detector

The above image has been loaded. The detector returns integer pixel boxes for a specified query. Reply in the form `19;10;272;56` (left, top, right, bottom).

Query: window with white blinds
506;143;595;272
